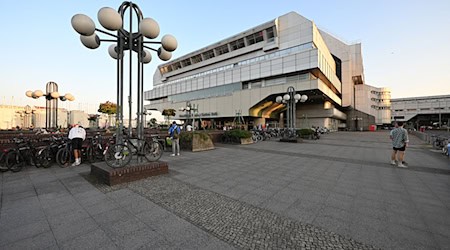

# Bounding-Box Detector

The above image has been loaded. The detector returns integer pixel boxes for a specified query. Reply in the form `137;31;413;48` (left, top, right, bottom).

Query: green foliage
225;129;252;139
297;128;314;136
98;101;117;115
221;129;252;144
179;131;211;149
162;108;176;117
162;108;176;124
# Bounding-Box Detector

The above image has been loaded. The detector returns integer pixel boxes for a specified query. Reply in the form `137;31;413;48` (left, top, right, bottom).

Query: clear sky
1;0;449;114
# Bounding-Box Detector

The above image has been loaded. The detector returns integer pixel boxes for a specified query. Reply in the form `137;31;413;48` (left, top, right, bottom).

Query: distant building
355;85;391;125
391;95;450;128
0;105;69;129
144;12;389;130
68;110;88;128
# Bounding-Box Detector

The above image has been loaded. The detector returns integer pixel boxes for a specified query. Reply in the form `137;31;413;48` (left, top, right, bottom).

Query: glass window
172;62;182;70
216;44;229;56
266;26;275;41
230;38;245;51
191;54;202;64
203;50;215;60
246;31;264;45
181;58;191;67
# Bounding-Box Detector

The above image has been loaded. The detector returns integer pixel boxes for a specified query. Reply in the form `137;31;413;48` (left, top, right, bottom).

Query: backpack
172;126;180;139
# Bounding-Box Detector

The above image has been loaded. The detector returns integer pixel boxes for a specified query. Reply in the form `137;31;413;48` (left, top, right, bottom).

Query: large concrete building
144;12;390;130
391;95;450;128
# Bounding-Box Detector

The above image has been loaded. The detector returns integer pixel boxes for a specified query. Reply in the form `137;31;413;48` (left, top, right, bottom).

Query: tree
162;108;176;124
98;101;117;128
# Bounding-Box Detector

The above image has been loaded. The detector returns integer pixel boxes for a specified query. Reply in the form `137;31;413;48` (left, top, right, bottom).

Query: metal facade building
144;12;389;130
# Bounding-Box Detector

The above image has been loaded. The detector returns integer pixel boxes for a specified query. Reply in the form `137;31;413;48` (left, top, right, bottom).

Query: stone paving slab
0;131;449;249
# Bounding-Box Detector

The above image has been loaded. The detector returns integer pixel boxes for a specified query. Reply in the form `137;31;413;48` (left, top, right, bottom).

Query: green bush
226;129;252;139
221;129;251;144
179;131;211;149
297;128;314;136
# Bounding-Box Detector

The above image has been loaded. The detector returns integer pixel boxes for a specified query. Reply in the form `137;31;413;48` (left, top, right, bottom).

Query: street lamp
179;101;198;131
276;86;308;134
26;82;75;129
71;2;177;144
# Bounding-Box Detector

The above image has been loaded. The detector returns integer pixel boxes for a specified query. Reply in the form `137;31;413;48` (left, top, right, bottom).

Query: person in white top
68;124;86;166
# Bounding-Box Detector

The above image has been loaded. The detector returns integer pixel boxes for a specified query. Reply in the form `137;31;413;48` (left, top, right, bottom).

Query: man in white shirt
68;124;86;166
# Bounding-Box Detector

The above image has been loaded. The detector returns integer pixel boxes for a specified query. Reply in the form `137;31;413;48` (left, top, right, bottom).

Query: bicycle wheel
56;148;71;167
144;141;163;162
36;147;53;168
105;144;132;168
6;150;25;172
0;151;9;172
85;146;94;163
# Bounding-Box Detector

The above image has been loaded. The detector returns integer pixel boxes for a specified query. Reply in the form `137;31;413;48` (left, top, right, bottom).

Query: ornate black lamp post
26;82;75;129
71;1;177;144
276;86;307;139
179;101;199;131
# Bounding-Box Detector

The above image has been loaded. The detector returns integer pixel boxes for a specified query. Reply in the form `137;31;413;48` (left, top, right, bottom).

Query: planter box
240;137;253;145
180;132;214;152
188;133;215;152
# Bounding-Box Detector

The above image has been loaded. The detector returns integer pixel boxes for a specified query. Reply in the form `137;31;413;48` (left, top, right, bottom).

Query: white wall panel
250;64;260;79
271;58;283;75
240;65;250;82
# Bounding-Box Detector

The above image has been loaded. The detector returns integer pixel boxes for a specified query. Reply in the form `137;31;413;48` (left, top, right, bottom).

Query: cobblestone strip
127;176;377;250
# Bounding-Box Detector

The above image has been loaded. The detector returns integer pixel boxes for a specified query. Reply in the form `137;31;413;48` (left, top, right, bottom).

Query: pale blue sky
1;0;449;113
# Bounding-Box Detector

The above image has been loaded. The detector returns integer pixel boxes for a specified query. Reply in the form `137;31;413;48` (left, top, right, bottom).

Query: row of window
153;72;314;103
370;90;390;95
393;107;447;112
168;82;242;103
370;98;390;103
371;105;391;110
242;73;313;90
157;42;315;87
159;27;276;74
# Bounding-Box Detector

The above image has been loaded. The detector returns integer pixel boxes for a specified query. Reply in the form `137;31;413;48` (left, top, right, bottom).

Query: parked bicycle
55;139;92;167
0;149;10;172
5;137;42;172
35;135;67;168
104;134;163;168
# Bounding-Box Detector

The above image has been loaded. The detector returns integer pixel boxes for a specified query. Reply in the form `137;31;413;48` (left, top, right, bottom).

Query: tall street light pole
71;2;177;145
276;86;308;140
26;82;75;129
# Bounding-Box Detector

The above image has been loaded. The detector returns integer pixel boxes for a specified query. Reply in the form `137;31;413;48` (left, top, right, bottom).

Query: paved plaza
0;131;449;249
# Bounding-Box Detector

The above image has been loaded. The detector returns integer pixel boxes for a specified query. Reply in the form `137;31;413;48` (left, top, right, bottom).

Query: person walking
68;124;86;166
390;121;409;168
168;121;181;156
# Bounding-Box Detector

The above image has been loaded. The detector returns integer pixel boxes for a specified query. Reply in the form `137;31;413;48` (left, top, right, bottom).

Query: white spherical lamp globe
161;34;177;52
300;95;308;102
71;14;96;36
158;47;172;61
65;93;75;101
98;7;122;31
108;45;121;59
294;94;301;101
25;91;33;98
139;18;160;39
50;92;60;99
275;96;283;103
34;90;44;97
283;94;290;101
141;50;152;64
80;34;100;49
